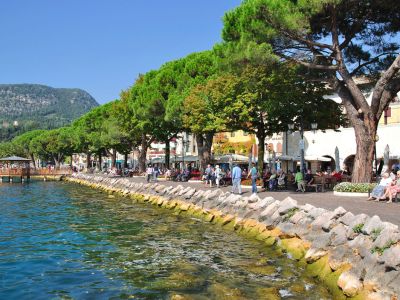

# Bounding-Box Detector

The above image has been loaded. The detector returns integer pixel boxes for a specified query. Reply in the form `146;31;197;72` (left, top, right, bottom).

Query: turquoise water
0;182;331;299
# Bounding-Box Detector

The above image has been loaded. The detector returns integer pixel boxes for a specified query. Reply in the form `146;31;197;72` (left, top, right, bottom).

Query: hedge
333;182;376;193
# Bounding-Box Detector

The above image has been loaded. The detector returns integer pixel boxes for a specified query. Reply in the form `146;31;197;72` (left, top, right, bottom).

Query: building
268;91;400;174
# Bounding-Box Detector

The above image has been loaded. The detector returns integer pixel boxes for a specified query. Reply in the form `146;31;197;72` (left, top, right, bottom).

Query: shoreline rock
65;173;400;299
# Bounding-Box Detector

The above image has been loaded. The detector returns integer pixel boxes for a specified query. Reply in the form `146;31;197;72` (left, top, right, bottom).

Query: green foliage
221;0;400;183
283;208;299;222
352;224;364;234
370;228;382;242
333;182;376;193
222;0;400;76
371;240;397;255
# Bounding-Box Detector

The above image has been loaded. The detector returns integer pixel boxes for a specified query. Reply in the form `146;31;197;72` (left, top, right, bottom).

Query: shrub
370;228;382;241
333;182;377;193
371;240;396;255
352;223;364;233
283;207;299;222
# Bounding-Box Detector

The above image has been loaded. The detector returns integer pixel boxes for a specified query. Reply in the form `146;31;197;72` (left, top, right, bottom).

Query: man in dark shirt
305;169;314;186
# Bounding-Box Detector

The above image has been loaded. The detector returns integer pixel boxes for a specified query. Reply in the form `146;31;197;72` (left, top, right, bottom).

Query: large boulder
277;197;298;215
378;245;400;270
363;215;385;235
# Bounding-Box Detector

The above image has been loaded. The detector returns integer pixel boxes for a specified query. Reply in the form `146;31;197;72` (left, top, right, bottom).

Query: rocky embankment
67;173;400;299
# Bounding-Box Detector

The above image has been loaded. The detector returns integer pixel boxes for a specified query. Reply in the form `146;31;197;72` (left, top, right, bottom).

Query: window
243;131;249;136
231;132;235;137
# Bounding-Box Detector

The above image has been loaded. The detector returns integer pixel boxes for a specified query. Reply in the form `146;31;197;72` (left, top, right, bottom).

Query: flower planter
333;191;369;197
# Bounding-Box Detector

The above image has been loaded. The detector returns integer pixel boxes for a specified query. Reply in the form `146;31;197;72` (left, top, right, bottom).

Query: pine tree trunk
30;154;36;169
138;134;148;173
86;153;91;169
257;133;265;175
98;152;102;170
351;121;376;183
165;138;170;169
54;156;61;170
195;133;214;171
111;149;117;168
124;153;128;168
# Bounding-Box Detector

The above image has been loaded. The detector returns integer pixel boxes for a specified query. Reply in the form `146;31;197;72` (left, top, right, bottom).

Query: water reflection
0;182;331;299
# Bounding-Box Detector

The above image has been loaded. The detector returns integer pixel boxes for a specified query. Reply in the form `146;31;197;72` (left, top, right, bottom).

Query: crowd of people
142;162;354;196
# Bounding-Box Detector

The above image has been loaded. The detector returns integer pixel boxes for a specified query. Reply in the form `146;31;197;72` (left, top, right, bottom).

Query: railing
30;169;72;176
0;168;72;176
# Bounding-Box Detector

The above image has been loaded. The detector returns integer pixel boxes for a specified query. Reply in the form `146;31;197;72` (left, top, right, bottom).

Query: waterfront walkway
125;176;400;226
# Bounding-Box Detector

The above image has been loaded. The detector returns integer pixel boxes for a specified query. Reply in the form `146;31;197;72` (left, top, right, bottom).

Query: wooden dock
0;168;71;183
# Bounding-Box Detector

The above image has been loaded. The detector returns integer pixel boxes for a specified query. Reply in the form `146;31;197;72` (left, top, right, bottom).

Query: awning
150;157;165;164
215;154;249;162
152;155;199;163
0;156;31;162
276;155;294;161
291;155;332;162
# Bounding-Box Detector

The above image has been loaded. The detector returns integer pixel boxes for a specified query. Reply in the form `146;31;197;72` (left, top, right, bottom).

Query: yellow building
212;131;256;156
379;98;400;125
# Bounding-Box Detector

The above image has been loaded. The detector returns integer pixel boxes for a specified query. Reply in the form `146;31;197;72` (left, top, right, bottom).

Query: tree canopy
222;0;400;182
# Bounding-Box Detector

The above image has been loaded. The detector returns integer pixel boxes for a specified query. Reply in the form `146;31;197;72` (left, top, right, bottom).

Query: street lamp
374;134;379;179
287;121;318;175
181;133;189;170
311;122;318;133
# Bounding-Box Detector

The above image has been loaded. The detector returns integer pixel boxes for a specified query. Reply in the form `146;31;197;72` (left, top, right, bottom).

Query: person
262;169;271;190
165;169;171;180
247;163;258;194
232;164;242;195
269;170;278;191
304;169;314;189
342;166;351;176
205;164;213;187
368;172;392;201
380;170;400;203
331;170;342;182
277;170;286;187
181;168;190;182
146;164;153;183
295;167;305;192
215;165;222;188
153;165;159;182
390;169;397;180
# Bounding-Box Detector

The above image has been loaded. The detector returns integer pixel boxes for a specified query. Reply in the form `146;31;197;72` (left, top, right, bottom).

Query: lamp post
181;133;189;170
374;134;379;180
288;122;318;175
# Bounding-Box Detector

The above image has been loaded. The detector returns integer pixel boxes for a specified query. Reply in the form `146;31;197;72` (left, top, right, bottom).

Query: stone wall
66;173;400;300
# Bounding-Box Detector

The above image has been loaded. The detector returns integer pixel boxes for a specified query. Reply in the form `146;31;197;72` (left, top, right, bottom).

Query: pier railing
0;168;72;177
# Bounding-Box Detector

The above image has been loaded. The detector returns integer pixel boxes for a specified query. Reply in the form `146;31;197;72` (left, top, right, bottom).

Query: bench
307;176;325;192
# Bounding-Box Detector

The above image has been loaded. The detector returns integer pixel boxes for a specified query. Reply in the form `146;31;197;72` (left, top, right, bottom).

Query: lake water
0;182;331;299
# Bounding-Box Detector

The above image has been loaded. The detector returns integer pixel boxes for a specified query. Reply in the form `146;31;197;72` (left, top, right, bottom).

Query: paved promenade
126;176;400;226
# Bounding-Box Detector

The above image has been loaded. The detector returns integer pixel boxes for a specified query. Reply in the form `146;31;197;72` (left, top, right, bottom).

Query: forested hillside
0;84;98;140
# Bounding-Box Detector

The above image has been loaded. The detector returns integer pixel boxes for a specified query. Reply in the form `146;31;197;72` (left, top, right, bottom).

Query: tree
233;64;343;173
222;0;400;182
191;61;343;174
30;128;75;168
183;73;242;169
0;141;14;158
11;130;46;168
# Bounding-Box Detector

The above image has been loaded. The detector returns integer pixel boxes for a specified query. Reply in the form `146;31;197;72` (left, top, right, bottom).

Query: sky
0;0;242;104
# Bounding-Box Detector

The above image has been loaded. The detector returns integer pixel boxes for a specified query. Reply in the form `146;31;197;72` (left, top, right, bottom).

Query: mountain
0;84;99;141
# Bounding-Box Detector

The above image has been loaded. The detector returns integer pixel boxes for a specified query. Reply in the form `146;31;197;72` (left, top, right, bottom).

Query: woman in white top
368;172;392;201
